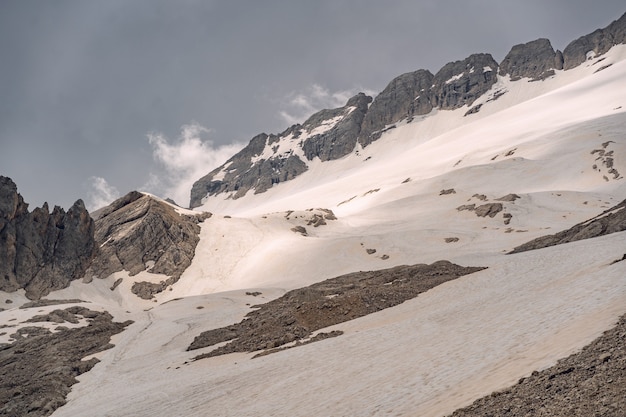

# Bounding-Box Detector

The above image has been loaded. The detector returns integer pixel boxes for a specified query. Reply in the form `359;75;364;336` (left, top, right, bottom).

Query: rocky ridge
190;12;626;208
0;176;95;300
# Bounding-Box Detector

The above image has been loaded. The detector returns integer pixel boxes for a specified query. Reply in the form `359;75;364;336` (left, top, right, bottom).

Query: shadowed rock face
87;191;210;299
499;38;563;81
563;12;626;70
0;176;96;300
510;198;626;254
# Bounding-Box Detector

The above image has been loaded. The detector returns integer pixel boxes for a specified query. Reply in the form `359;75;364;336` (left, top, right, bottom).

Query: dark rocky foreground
188;261;485;359
448;313;626;417
510;198;626;254
0;307;132;417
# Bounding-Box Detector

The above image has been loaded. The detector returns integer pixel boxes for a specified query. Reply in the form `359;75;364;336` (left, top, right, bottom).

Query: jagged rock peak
0;176;96;299
563;11;626;70
87;191;209;299
499;38;563;81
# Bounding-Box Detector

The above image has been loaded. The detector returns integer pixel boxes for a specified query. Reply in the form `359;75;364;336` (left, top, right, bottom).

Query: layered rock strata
87;191;210;299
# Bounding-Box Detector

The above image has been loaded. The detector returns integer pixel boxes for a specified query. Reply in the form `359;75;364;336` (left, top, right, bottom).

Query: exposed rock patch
0;308;132;417
0;176;96;300
591;141;622;180
496;193;521;202
440;188;457;195
510;198;626;253
475;203;504;218
188;261;485;359
448;313;626;417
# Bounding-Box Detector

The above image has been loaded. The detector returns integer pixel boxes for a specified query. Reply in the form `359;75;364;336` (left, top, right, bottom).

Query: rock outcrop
0;176;96;300
301;92;372;161
188;261;486;359
87;191;210;298
563;11;626;70
510;198;626;253
499;38;563;81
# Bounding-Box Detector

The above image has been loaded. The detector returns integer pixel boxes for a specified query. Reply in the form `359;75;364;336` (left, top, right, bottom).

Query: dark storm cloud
0;1;624;209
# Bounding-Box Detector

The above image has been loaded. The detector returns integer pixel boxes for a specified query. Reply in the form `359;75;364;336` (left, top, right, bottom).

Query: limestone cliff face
0;176;96;299
358;69;434;147
87;191;210;299
499;38;563;81
430;53;499;110
563;12;626;70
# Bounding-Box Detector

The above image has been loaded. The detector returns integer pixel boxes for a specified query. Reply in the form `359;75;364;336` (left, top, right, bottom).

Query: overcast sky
1;1;624;210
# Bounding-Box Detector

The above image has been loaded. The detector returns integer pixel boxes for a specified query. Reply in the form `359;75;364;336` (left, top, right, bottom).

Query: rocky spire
0;176;96;299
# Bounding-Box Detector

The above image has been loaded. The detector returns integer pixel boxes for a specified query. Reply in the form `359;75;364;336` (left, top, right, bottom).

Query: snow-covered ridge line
191;12;626;208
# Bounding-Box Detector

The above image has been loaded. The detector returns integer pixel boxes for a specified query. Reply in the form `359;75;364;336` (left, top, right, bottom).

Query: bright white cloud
86;176;120;211
278;83;372;126
144;123;244;207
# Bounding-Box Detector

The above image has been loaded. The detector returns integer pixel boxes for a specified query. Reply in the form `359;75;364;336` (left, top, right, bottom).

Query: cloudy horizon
1;1;624;211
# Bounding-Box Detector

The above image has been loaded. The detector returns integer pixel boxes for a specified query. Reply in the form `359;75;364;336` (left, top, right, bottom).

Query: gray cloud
0;0;624;209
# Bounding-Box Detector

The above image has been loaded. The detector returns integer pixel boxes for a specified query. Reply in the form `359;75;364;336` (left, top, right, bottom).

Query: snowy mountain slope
35;43;626;417
1;15;626;417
